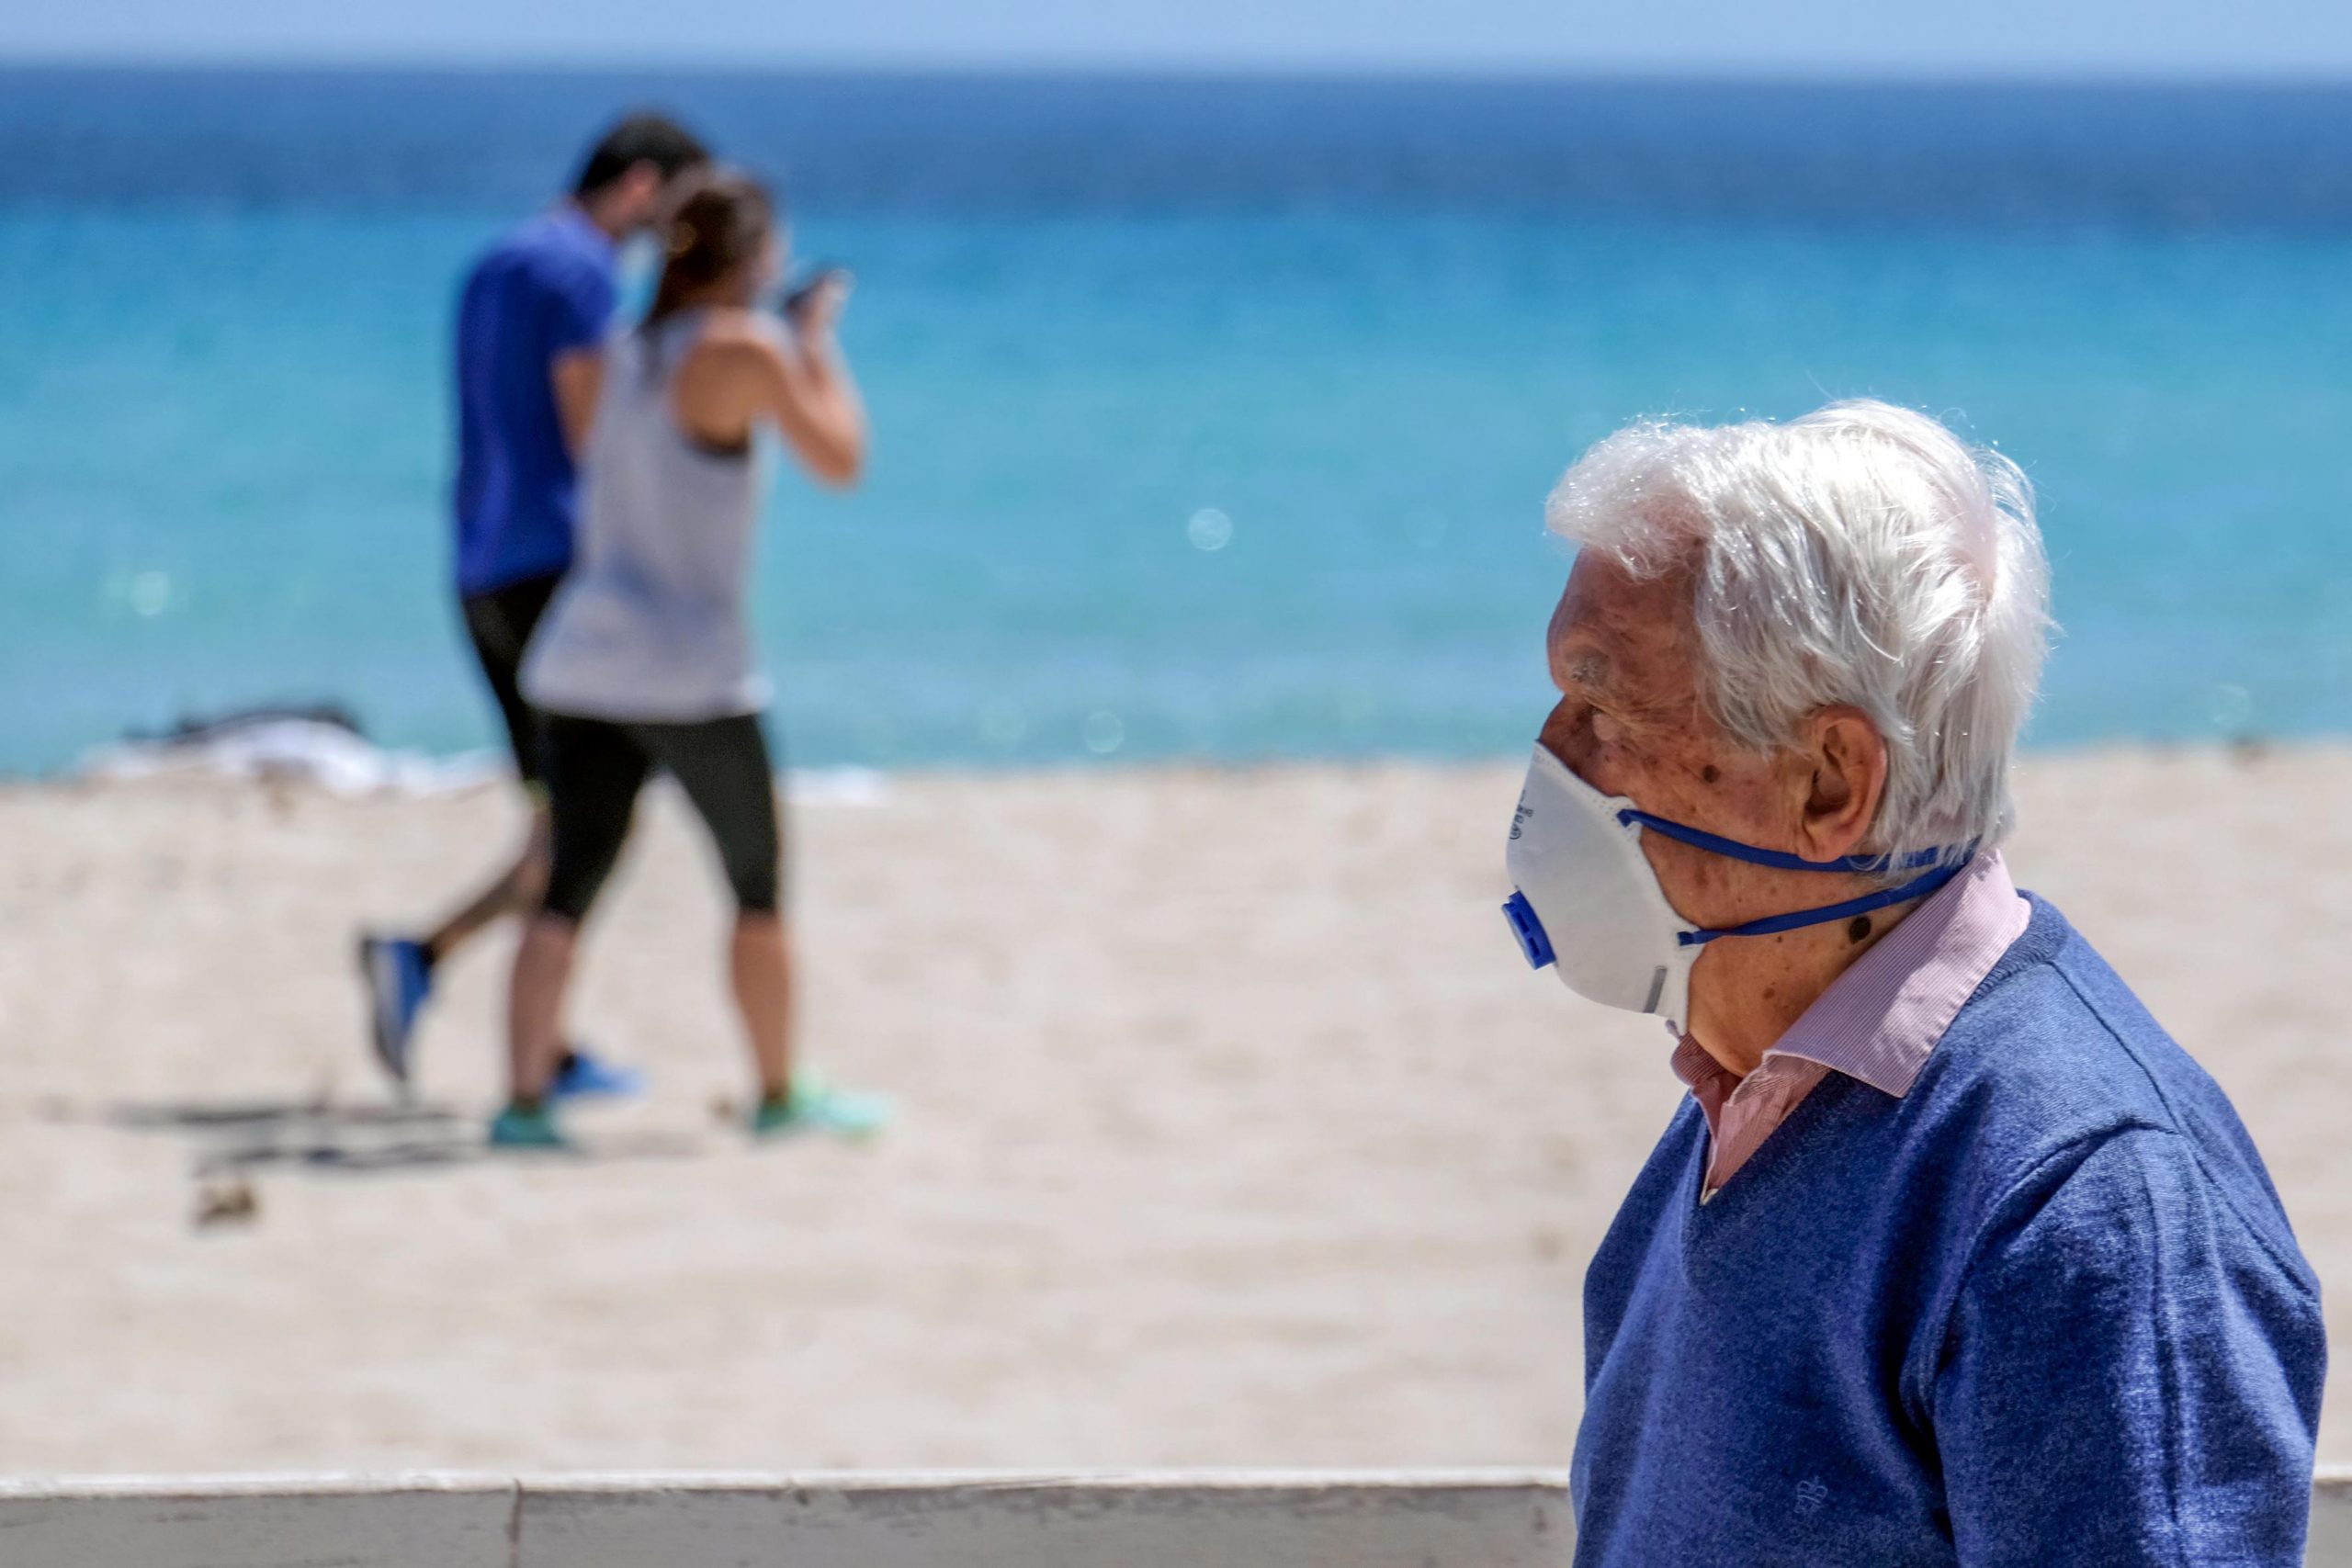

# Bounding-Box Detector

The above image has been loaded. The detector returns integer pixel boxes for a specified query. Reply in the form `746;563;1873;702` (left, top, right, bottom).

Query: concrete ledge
2310;1465;2352;1564
0;1470;1573;1567
3;1467;2346;1565
0;1472;516;1567
523;1471;1572;1567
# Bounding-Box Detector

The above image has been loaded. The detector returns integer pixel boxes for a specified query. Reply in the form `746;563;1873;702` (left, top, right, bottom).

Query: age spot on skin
1701;765;1721;784
1849;916;1873;942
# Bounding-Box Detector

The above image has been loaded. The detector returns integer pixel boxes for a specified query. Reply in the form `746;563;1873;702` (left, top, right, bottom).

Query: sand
0;745;2343;1474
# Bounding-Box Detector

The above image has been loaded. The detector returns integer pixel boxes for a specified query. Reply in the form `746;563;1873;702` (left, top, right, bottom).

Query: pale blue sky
5;0;2351;74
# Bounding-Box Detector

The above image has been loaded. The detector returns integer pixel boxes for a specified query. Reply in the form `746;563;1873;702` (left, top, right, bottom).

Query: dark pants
458;572;564;793
539;712;783;923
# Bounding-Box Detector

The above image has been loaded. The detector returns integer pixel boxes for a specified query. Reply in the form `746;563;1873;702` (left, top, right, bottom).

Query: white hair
1546;399;2052;869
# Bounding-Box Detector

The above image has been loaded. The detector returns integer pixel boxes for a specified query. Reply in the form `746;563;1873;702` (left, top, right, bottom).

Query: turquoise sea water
6;73;2352;772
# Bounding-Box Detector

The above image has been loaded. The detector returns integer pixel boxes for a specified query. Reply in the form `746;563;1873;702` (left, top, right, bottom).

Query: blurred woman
495;168;881;1147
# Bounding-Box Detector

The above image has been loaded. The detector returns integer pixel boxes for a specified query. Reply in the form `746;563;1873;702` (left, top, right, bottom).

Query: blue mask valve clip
1502;891;1556;971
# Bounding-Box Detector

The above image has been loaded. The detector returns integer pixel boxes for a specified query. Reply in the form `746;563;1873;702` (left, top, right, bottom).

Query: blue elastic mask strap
1678;858;1970;948
1618;808;1953;876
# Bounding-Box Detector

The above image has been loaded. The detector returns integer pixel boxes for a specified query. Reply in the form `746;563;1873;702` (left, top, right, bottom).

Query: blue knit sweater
1571;897;2324;1566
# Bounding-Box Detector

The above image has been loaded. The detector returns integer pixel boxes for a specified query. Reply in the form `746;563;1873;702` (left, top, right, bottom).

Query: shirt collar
1770;849;2028;1098
552;202;619;263
1673;850;2030;1101
1669;1031;1736;1100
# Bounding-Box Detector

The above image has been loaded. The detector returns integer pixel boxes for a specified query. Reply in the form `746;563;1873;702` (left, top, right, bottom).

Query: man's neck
1685;894;1924;1078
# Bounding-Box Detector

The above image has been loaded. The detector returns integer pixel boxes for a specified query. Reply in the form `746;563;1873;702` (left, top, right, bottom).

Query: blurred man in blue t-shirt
361;112;710;1091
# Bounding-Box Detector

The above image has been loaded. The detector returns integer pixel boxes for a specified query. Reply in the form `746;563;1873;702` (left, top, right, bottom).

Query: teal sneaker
487;1102;568;1150
751;1075;891;1141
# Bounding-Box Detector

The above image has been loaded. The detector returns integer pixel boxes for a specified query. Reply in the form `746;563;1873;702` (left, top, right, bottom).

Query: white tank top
522;310;775;722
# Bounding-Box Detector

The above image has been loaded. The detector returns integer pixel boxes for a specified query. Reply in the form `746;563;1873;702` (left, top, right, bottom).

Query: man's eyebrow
1565;650;1611;692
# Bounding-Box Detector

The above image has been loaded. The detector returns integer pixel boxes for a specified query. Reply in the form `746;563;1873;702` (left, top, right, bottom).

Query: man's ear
621;162;666;221
1796;705;1888;863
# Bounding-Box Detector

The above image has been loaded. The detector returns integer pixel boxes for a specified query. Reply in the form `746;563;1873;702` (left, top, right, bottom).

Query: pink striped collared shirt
1671;850;2031;1201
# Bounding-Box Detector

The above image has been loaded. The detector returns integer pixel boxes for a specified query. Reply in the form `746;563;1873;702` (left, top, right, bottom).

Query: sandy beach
0;745;2343;1474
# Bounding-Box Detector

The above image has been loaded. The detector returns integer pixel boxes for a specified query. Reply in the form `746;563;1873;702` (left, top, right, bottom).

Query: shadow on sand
44;1096;713;1178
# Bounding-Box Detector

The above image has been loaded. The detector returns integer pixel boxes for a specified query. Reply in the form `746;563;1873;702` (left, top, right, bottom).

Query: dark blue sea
6;70;2351;772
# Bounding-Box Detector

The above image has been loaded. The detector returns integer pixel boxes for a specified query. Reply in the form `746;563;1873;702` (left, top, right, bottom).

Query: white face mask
1501;744;1969;1035
1504;745;1705;1031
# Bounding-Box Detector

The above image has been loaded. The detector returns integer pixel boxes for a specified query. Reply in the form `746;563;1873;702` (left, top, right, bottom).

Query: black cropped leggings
539;712;782;923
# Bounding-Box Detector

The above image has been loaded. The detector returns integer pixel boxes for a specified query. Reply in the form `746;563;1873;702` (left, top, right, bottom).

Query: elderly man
1501;400;2323;1565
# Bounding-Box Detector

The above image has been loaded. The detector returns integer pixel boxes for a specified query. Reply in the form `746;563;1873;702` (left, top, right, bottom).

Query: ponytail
642;167;778;335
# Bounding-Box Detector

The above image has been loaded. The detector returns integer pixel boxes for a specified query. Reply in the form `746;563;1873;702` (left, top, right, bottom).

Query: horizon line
6;53;2352;87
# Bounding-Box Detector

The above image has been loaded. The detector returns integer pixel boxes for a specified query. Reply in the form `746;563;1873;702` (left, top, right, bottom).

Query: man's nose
1536;699;1580;767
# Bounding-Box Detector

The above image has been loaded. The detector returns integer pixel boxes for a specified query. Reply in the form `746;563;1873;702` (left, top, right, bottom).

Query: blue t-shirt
451;208;617;595
1570;897;2323;1566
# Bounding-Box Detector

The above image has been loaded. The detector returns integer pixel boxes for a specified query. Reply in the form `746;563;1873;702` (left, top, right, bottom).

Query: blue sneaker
359;934;433;1088
487;1101;567;1150
550;1048;645;1101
